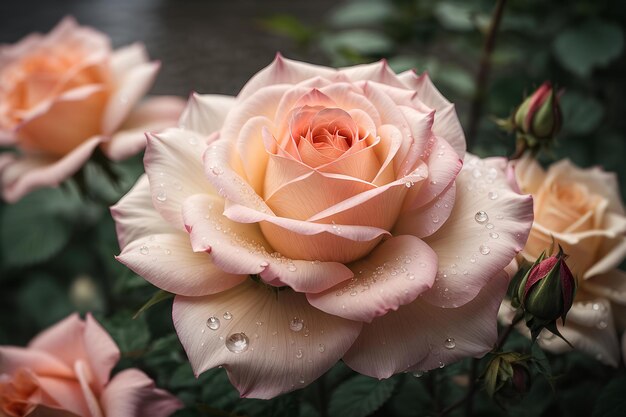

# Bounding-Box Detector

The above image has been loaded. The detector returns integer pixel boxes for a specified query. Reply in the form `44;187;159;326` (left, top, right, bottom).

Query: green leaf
102;312;151;354
560;91;604;136
329;375;398;417
169;363;198;389
0;188;78;268
553;20;624;77
329;0;394;27
434;2;486;31
18;274;73;327
134;290;173;319
592;377;626;417
260;15;314;46
320;30;393;57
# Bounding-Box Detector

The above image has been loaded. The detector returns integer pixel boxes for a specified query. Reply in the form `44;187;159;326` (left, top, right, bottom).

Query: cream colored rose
515;155;626;366
0;17;185;202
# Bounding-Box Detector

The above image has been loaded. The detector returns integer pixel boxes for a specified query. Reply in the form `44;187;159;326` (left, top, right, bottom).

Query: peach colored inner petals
285;106;368;168
0;45;107;130
0;369;40;417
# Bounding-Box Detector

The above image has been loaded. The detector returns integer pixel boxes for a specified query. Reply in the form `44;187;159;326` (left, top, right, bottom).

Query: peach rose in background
112;55;533;398
0;313;182;417
0;17;185;202
513;155;626;366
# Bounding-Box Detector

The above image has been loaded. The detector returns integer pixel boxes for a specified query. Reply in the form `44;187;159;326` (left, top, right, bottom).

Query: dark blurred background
0;0;337;96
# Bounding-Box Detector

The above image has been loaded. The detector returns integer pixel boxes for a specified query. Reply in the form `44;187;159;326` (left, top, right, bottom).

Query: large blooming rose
112;55;533;398
512;155;626;366
0;17;185;202
0;313;182;417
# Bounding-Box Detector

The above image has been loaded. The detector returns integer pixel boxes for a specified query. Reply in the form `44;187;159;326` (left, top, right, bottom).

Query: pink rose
0;313;182;417
112;55;533;398
513;155;626;366
0;17;185;202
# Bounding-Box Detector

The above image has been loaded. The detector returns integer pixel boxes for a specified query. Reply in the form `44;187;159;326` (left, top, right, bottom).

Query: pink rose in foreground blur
508;155;626;366
112;55;533;398
0;17;185;202
0;313;182;417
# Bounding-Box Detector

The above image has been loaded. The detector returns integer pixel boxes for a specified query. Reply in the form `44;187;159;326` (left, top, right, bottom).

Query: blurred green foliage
1;1;625;416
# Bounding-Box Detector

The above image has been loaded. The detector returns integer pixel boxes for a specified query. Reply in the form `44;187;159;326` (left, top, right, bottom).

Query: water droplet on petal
223;311;233;320
489;232;499;239
288;264;297;272
444;338;456;349
295;349;303;359
206;316;220;330
413;371;424;378
438;361;445;369
474;211;488;224
406;273;415;280
597;321;608;329
225;333;249;353
485;223;495;230
156;189;167;202
479;245;491;255
289;317;304;332
488;191;498;200
188;136;198;145
210;166;224;176
139;245;150;255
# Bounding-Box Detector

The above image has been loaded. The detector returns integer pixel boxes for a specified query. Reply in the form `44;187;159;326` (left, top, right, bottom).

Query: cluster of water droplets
137;235;174;260
333;253;429;300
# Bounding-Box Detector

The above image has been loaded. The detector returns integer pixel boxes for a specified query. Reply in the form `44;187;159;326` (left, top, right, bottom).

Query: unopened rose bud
483;352;530;401
514;246;577;341
513;82;562;144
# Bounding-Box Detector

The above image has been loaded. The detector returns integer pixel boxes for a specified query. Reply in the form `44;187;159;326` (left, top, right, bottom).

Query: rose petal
307;235;437;322
343;269;508;378
100;369;183;417
339;60;406;88
0;347;74;378
584;269;626;306
102;96;186;161
102;61;160;135
394;181;456;238
178;93;236;136
398;71;465;158
183;194;354;293
421;155;533;308
28;313;119;390
34;377;91;417
237;53;336;101
236;116;274;194
117;232;246;296
172;280;361;399
17;87;107;157
111;175;176;249
110;43;149;81
144;128;215;230
74;361;104;417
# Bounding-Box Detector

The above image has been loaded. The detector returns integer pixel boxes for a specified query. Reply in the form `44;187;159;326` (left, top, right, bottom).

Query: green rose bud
514;247;577;342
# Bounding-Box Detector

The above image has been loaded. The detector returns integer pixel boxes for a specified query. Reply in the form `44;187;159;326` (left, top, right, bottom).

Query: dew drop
413;371;424;378
210;166;224;176
431;214;439;224
406;273;415;280
474;211;488;224
225;333;249;353
188;136;198;145
295;349;303;359
350;291;357;296
139;245;150;255
488;191;498;200
438;361;445;369
597;321;608;329
288;264;297;272
479;245;491;255
318;344;326;353
592;303;601;311
444;338;456;349
289;317;304;332
223;311;233;320
164;249;171;255
489;232;499;239
206;316;220;330
156;189;167;202
485;223;495;230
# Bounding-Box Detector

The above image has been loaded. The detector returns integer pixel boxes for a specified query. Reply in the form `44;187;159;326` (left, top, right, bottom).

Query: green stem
466;0;509;149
